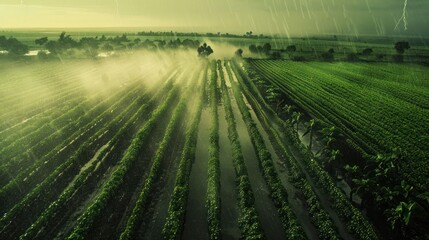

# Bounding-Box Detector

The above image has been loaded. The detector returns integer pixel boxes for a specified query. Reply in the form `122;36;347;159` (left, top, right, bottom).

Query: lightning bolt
394;0;408;31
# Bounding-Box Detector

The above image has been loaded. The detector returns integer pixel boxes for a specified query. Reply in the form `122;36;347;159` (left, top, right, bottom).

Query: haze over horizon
0;0;428;37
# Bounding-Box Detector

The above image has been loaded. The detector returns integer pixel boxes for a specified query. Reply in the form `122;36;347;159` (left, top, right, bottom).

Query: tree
266;87;285;112
286;45;297;58
303;119;317;151
249;44;257;53
346;52;359;62
35;37;48;46
234;48;243;58
394;41;410;63
291;112;302;134
270;51;282;59
197;43;213;58
2;37;29;55
316;126;337;157
362;48;373;56
344;164;360;201
394;41;410;54
286;45;297;53
262;43;271;54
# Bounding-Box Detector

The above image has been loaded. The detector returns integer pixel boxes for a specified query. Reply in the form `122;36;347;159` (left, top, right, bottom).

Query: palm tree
344;164;360;201
316;126;336;156
303;119;316;151
291;112;302;134
387;201;416;236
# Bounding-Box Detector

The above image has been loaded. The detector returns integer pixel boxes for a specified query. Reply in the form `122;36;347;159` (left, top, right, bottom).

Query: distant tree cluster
249;43;272;56
136;30;270;39
0;36;29;56
321;48;335;61
34;32;201;58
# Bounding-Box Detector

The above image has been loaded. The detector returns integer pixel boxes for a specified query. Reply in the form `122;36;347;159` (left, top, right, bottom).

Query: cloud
0;0;428;36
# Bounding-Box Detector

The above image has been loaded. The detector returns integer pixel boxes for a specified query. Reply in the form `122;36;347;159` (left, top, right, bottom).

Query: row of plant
230;60;342;240
238;60;378;239
0;71;94;129
0;88;85;133
0;67;159;189
18;85;156;240
0;79;95;155
0;63;92;115
118;77;195;240
257;60;428;158
249;60;379;155
0;85;88;147
225;62;306;239
205;60;221;239
65;83;180;240
298;61;428;150
161;65;207;239
0;85;143;208
218;61;264;239
309;62;429;109
0;59;91;102
0;84;139;176
0;84;167;239
251;60;428;191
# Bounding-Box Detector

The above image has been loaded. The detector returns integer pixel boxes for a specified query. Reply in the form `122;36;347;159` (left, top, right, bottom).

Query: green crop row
239;60;378;239
232;60;342;240
219;61;264;239
161;64;207;239
0;81;173;239
19;85;153;240
0;84;142;208
65;84;179;240
227;62;306;240
250;60;428;190
119;78;194;240
206;60;221;240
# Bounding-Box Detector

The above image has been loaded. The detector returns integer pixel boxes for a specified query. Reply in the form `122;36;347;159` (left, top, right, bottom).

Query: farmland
0;38;429;240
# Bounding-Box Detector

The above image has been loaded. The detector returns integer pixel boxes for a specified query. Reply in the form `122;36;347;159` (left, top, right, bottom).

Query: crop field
0;45;428;240
247;60;429;190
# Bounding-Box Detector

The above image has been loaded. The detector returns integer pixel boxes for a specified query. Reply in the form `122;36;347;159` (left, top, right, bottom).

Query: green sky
0;0;428;36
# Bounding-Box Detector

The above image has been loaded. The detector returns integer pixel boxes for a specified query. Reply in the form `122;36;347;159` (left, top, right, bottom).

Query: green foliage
20;92;151;240
205;60;221;239
67;85;179;240
0;36;28;55
120;87;189;240
229;60;306;239
394;41;410;54
198;43;214;58
221;61;264;239
238;59;378;239
162;65;206;240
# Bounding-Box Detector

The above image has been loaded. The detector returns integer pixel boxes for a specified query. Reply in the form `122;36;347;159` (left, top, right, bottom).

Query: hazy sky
0;0;428;36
